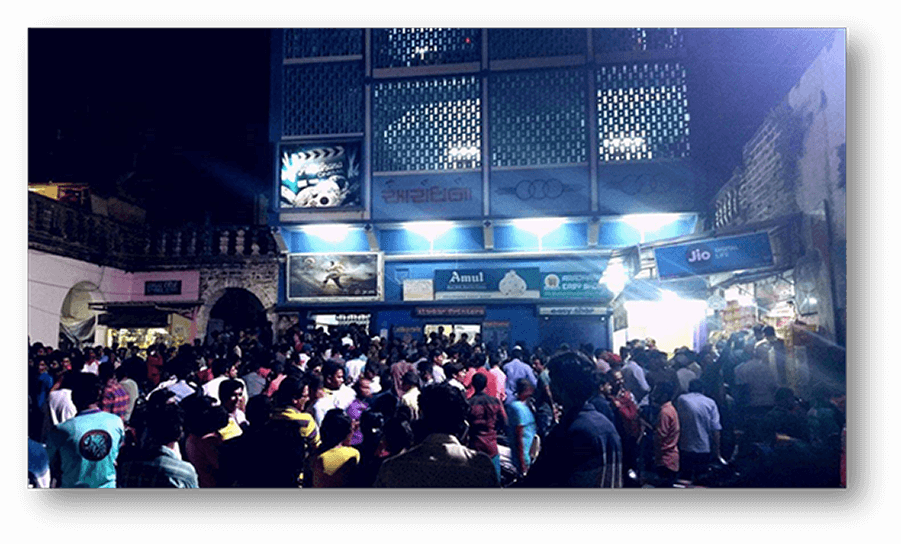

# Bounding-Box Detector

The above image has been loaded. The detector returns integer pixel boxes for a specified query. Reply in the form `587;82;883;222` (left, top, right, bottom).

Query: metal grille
283;28;364;58
372;28;481;68
372;76;481;172
488;28;587;60
490;68;588;167
596;63;690;162
593;28;683;53
283;62;364;136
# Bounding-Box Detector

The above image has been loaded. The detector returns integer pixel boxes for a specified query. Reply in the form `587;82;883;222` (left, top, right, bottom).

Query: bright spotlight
405;220;454;243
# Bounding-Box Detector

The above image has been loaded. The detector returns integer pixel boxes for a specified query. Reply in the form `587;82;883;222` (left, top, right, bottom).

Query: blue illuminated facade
269;28;703;350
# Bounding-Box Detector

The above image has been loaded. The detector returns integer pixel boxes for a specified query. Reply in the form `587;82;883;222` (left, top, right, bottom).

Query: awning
89;301;203;329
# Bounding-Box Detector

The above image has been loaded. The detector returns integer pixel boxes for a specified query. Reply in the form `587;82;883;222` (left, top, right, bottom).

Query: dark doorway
210;288;265;333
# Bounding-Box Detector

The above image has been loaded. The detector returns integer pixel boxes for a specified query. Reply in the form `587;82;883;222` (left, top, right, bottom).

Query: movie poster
287;253;383;302
279;141;363;209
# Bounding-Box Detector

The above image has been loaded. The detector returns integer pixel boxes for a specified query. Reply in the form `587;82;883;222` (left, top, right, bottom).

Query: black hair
319;409;353;451
71;372;103;410
274;376;308;407
402;369;420;389
688;378;705;394
547;350;597;408
143;402;185;446
419;382;469;436
383;417;414;456
218;378;244;403
471;372;488;393
245;394;273;426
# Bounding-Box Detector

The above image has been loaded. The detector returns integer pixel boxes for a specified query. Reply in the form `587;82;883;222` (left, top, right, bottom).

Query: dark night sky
27;27;840;224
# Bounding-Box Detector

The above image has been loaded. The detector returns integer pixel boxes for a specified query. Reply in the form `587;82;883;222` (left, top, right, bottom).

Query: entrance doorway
423;323;481;344
209;288;265;336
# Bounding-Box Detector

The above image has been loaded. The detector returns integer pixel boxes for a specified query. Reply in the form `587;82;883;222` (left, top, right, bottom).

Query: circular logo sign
78;430;113;461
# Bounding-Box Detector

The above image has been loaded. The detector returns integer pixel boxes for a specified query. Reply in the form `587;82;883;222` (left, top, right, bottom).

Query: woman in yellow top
312;408;360;487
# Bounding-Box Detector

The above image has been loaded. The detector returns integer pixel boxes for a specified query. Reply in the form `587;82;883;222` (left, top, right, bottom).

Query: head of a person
547;351;596;412
763;326;777;340
444;362;465;383
511;347;524;361
70;372;103;411
245;394;272;427
211;358;231;378
354;377;372;400
143;402;185;447
471;371;488;394
688;378;706;395
322;361;345;390
419;382;469;437
218;379;244;413
401;369;420;392
752;324;765;340
319;408;353;451
429;348;443;365
515;378;535;400
651;381;677;406
274;376;310;410
383;417;414;456
774;387;799;410
98;361;116;383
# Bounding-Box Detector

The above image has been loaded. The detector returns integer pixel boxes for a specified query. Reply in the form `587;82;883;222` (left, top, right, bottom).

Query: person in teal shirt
45;373;124;488
507;378;537;476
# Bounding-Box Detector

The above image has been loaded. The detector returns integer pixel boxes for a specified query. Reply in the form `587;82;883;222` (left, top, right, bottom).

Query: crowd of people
26;321;846;488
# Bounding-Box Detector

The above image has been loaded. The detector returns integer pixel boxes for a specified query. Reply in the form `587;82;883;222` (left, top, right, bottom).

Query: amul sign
654;232;774;280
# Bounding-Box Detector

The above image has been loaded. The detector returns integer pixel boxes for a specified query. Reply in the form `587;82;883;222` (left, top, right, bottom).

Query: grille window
283;28;364;58
282;62;364;136
490;68;588;167
372;76;482;172
372;28;481;68
597;63;690;162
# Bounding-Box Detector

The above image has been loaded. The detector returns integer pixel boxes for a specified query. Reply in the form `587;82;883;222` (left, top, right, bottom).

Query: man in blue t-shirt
46;373;125;488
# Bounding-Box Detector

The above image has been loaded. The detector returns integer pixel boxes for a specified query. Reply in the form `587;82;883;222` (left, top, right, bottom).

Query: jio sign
654;232;774;280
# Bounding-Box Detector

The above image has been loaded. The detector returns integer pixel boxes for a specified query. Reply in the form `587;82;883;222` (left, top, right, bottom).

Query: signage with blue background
654;232;774;280
372;172;482;220
490;166;590;217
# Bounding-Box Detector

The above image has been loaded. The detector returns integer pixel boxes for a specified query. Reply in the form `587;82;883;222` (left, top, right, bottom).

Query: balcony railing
28;192;279;270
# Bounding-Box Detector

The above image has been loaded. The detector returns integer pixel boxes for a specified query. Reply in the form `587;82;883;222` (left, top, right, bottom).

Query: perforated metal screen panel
488;28;587;60
489;68;588;167
283;62;364;136
593;28;683;53
372;28;481;68
596;63;690;162
283;28;364;58
372;76;481;172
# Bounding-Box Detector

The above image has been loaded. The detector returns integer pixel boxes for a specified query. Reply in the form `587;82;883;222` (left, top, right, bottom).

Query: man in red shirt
652;381;680;487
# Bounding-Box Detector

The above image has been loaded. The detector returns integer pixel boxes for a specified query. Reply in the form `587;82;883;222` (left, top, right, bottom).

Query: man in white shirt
312;360;356;425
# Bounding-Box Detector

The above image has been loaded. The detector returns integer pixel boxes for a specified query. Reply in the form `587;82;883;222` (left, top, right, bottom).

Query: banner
279;141;363;210
287;253;383;302
490;166;590;217
434;268;541;300
540;272;606;299
654;232;775;280
372;172;482;220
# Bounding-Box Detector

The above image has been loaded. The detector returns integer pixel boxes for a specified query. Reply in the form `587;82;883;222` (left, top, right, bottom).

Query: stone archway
196;262;278;342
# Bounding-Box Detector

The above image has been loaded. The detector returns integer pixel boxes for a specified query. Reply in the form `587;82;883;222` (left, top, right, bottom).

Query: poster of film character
287;253;383;302
280;141;362;209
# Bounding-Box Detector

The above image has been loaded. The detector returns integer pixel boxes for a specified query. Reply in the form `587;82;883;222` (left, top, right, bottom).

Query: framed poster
279;141;363;210
287;252;383;303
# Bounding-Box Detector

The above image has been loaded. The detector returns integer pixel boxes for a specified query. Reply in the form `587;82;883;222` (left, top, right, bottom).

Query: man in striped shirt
521;351;623;488
98;362;130;422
